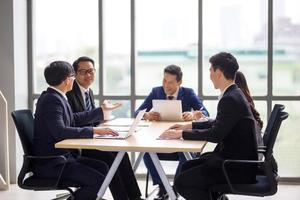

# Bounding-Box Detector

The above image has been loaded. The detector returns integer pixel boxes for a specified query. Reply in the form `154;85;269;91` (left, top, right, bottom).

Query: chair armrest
221;159;263;194
24;154;68;188
26;155;68;161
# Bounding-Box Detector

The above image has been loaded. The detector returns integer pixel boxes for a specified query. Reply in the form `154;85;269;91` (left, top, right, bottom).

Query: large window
31;0;99;94
272;0;300;177
103;0;131;95
29;0;300;179
273;0;300;96
136;0;198;95
203;0;268;96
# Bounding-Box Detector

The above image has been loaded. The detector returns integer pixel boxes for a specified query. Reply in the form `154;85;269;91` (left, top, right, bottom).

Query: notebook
95;109;146;139
152;100;183;121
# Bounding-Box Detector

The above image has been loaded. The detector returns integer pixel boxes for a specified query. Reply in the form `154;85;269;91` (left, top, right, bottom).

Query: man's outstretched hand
101;100;122;112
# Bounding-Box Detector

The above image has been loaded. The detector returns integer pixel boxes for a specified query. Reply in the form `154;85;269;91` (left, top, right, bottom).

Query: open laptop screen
95;109;146;139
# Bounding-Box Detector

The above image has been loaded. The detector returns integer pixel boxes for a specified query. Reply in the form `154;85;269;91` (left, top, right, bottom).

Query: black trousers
174;154;226;200
81;149;142;200
35;156;109;200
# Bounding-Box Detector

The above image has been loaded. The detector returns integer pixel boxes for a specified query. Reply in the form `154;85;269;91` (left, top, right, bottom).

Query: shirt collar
49;86;68;100
76;80;90;93
167;87;179;100
218;83;235;100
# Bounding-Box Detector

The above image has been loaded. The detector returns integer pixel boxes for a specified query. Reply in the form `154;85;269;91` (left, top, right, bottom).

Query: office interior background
0;0;300;193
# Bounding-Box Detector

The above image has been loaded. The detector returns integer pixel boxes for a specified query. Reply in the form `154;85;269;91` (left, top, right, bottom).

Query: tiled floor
1;181;300;200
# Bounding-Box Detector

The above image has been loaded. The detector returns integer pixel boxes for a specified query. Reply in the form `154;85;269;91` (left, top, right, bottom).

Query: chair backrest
210;105;288;198
11;109;34;155
260;108;288;195
264;108;288;159
263;104;285;149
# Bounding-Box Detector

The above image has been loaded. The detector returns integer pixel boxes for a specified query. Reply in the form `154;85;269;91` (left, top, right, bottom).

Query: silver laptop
152;100;183;121
95;109;146;139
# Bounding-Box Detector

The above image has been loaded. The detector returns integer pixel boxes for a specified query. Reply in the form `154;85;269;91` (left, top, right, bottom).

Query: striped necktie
84;91;92;111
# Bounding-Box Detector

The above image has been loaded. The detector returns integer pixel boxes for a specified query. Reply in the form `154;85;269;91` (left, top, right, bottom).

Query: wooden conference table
55;120;207;200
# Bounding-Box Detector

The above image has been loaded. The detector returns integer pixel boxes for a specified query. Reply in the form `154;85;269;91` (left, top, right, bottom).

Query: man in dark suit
66;56;143;200
66;56;98;125
135;65;209;199
33;61;121;200
160;52;258;200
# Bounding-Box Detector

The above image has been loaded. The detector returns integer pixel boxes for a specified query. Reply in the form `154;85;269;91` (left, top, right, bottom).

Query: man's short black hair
209;52;239;80
164;64;183;82
72;56;95;72
44;61;74;86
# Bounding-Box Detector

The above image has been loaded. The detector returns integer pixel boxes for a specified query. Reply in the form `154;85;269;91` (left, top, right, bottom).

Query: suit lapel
159;87;167;99
73;81;85;110
89;89;96;109
177;87;184;100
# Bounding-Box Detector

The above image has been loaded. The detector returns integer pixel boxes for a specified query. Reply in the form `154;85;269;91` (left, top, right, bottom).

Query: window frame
28;0;300;181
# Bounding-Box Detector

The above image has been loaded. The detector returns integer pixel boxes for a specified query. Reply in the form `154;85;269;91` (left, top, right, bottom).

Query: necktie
167;95;174;100
85;91;92;111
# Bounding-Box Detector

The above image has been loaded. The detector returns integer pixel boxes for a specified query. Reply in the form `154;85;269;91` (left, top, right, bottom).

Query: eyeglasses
77;68;96;76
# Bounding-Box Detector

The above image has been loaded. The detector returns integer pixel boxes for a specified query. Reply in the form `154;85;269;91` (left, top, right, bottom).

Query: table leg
148;152;177;200
97;151;126;199
133;152;145;172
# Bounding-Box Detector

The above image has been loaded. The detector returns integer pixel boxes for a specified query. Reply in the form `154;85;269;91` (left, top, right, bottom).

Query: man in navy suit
135;65;209;199
66;56;143;200
33;61;121;200
160;52;258;200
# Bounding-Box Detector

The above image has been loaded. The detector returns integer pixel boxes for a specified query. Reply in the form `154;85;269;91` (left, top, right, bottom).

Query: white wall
0;0;28;183
13;0;28;182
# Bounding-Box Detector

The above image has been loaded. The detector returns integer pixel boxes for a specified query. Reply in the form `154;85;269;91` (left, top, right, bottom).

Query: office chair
209;104;288;200
11;109;76;200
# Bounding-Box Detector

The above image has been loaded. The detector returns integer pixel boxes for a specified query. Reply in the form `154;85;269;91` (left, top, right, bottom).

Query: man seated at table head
135;64;209;121
33;61;122;200
135;64;209;199
160;52;259;200
66;56;144;200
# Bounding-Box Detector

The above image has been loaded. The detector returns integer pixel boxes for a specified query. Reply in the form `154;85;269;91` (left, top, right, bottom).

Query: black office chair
209;104;288;200
11;109;76;200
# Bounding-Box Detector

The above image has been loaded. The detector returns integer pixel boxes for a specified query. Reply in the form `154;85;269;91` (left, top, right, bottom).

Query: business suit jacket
135;86;209;117
33;87;103;158
66;81;96;112
33;88;109;200
182;84;258;181
66;81;99;126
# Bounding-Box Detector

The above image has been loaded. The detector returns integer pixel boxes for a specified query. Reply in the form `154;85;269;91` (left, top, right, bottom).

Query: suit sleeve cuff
182;130;196;140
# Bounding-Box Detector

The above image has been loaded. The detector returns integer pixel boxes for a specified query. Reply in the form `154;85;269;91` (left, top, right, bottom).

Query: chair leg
52;188;74;200
52;193;70;200
145;170;150;198
220;194;229;200
209;190;228;200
